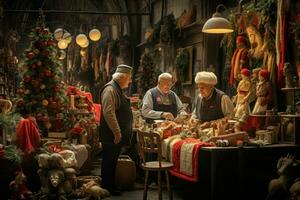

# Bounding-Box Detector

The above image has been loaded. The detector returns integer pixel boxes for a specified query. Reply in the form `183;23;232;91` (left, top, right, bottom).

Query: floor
89;156;188;200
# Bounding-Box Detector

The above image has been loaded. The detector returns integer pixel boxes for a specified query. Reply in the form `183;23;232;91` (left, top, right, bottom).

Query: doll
252;69;272;114
230;35;249;86
234;68;252;120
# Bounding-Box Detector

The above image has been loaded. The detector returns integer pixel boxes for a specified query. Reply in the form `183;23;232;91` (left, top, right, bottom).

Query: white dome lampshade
89;29;101;41
76;34;88;46
80;40;89;48
58;39;68;49
202;5;233;34
54;28;64;41
63;32;72;44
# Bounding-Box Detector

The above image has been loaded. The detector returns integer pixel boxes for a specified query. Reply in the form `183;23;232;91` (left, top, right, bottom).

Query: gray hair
112;72;128;81
158;73;172;82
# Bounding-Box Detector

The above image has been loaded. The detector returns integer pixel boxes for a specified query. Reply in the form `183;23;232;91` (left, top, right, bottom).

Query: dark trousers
101;143;121;191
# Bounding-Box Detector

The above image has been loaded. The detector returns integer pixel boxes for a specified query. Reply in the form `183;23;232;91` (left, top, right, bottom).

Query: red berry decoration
27;52;35;59
24;76;32;83
47;40;53;46
42;50;49;56
31;63;37;69
44;70;52;77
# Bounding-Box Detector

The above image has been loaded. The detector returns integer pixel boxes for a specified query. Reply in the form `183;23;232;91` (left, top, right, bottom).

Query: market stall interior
0;0;300;200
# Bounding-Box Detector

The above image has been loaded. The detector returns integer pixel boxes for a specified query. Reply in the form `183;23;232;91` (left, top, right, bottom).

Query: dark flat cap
115;64;133;74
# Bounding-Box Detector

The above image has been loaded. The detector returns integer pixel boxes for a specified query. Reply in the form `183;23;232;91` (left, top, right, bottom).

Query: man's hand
162;112;174;120
200;121;211;129
114;132;122;144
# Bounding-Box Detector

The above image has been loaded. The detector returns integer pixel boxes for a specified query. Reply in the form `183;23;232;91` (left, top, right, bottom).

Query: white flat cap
195;71;217;85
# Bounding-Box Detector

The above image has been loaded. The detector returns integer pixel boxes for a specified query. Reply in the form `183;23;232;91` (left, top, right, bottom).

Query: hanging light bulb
54;28;64;41
80;39;89;48
89;28;101;41
58;39;68;49
63;32;72;44
76;34;88;46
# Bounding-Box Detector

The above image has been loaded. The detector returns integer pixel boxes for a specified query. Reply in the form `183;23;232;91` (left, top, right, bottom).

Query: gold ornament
42;99;49;106
33;49;40;54
40;84;46;90
24;89;30;94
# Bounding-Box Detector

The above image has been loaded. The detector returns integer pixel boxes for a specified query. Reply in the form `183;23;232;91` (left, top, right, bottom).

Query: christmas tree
15;13;69;132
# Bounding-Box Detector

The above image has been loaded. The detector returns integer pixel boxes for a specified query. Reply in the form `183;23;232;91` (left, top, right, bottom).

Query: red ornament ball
27;52;35;59
44;70;52;77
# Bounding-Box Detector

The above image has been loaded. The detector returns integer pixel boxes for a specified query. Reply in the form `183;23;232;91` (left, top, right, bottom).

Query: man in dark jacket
141;72;186;123
99;64;133;195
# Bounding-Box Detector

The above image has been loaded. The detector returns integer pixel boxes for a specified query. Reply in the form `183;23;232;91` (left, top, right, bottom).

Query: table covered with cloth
162;135;213;182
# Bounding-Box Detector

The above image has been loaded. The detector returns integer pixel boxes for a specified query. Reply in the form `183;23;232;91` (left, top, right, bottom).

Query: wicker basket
115;155;136;189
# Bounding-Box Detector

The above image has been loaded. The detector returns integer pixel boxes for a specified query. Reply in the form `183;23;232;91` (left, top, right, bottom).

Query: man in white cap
99;64;133;195
141;72;186;123
192;71;234;128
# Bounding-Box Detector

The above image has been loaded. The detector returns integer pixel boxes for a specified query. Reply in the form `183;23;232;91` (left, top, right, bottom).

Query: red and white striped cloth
162;136;213;182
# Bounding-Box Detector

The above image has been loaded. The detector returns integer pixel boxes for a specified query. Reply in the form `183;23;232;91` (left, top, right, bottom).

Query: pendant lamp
202;4;233;34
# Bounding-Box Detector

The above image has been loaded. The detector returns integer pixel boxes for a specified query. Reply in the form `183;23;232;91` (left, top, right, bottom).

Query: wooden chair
137;129;173;200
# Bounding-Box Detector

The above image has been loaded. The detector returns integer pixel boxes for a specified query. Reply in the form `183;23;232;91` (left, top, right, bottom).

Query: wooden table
196;144;300;200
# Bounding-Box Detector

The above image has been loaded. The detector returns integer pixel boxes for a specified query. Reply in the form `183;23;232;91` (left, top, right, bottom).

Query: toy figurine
233;68;251;120
230;35;249;86
252;69;272;114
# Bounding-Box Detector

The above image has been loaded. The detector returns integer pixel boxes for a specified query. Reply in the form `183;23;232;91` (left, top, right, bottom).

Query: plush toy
62;167;77;194
266;155;300;200
290;178;300;200
82;180;110;199
48;169;67;200
9;171;32;200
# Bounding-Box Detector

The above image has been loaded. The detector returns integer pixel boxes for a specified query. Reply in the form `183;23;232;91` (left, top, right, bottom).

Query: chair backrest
137;129;163;167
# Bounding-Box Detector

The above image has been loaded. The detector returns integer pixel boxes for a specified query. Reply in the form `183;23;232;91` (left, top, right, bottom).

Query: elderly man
141;72;186;122
192;71;234;127
99;64;133;195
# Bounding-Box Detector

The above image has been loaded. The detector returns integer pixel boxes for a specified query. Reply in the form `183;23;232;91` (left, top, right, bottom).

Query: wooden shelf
279;114;300;118
281;87;300;91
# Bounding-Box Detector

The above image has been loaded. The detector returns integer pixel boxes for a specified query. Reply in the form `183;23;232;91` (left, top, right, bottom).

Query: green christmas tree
15;13;69;132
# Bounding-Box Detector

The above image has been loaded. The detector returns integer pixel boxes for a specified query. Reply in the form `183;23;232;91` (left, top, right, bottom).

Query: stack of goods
67;86;99;150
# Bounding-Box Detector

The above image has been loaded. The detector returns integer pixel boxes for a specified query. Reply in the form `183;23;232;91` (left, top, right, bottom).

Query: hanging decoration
89;28;101;41
76;34;88;46
57;39;68;49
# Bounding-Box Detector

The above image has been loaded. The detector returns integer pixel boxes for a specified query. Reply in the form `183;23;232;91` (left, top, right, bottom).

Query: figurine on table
233;68;251;121
252;69;272;114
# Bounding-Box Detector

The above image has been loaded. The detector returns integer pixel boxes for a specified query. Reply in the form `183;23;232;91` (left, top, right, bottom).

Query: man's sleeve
221;95;235;118
101;86;121;136
141;90;163;119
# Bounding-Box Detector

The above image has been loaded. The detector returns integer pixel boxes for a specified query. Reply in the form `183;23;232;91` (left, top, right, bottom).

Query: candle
70;95;75;110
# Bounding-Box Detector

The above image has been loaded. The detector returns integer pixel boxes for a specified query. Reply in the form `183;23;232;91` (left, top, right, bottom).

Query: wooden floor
90;156;187;200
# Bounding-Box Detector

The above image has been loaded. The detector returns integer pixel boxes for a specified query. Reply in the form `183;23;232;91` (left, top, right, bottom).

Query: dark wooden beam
3;9;150;15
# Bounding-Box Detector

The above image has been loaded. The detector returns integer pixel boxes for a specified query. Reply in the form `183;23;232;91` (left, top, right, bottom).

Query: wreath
175;49;189;82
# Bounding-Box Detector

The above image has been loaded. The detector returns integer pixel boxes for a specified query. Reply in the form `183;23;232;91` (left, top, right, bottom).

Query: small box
48;131;67;139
